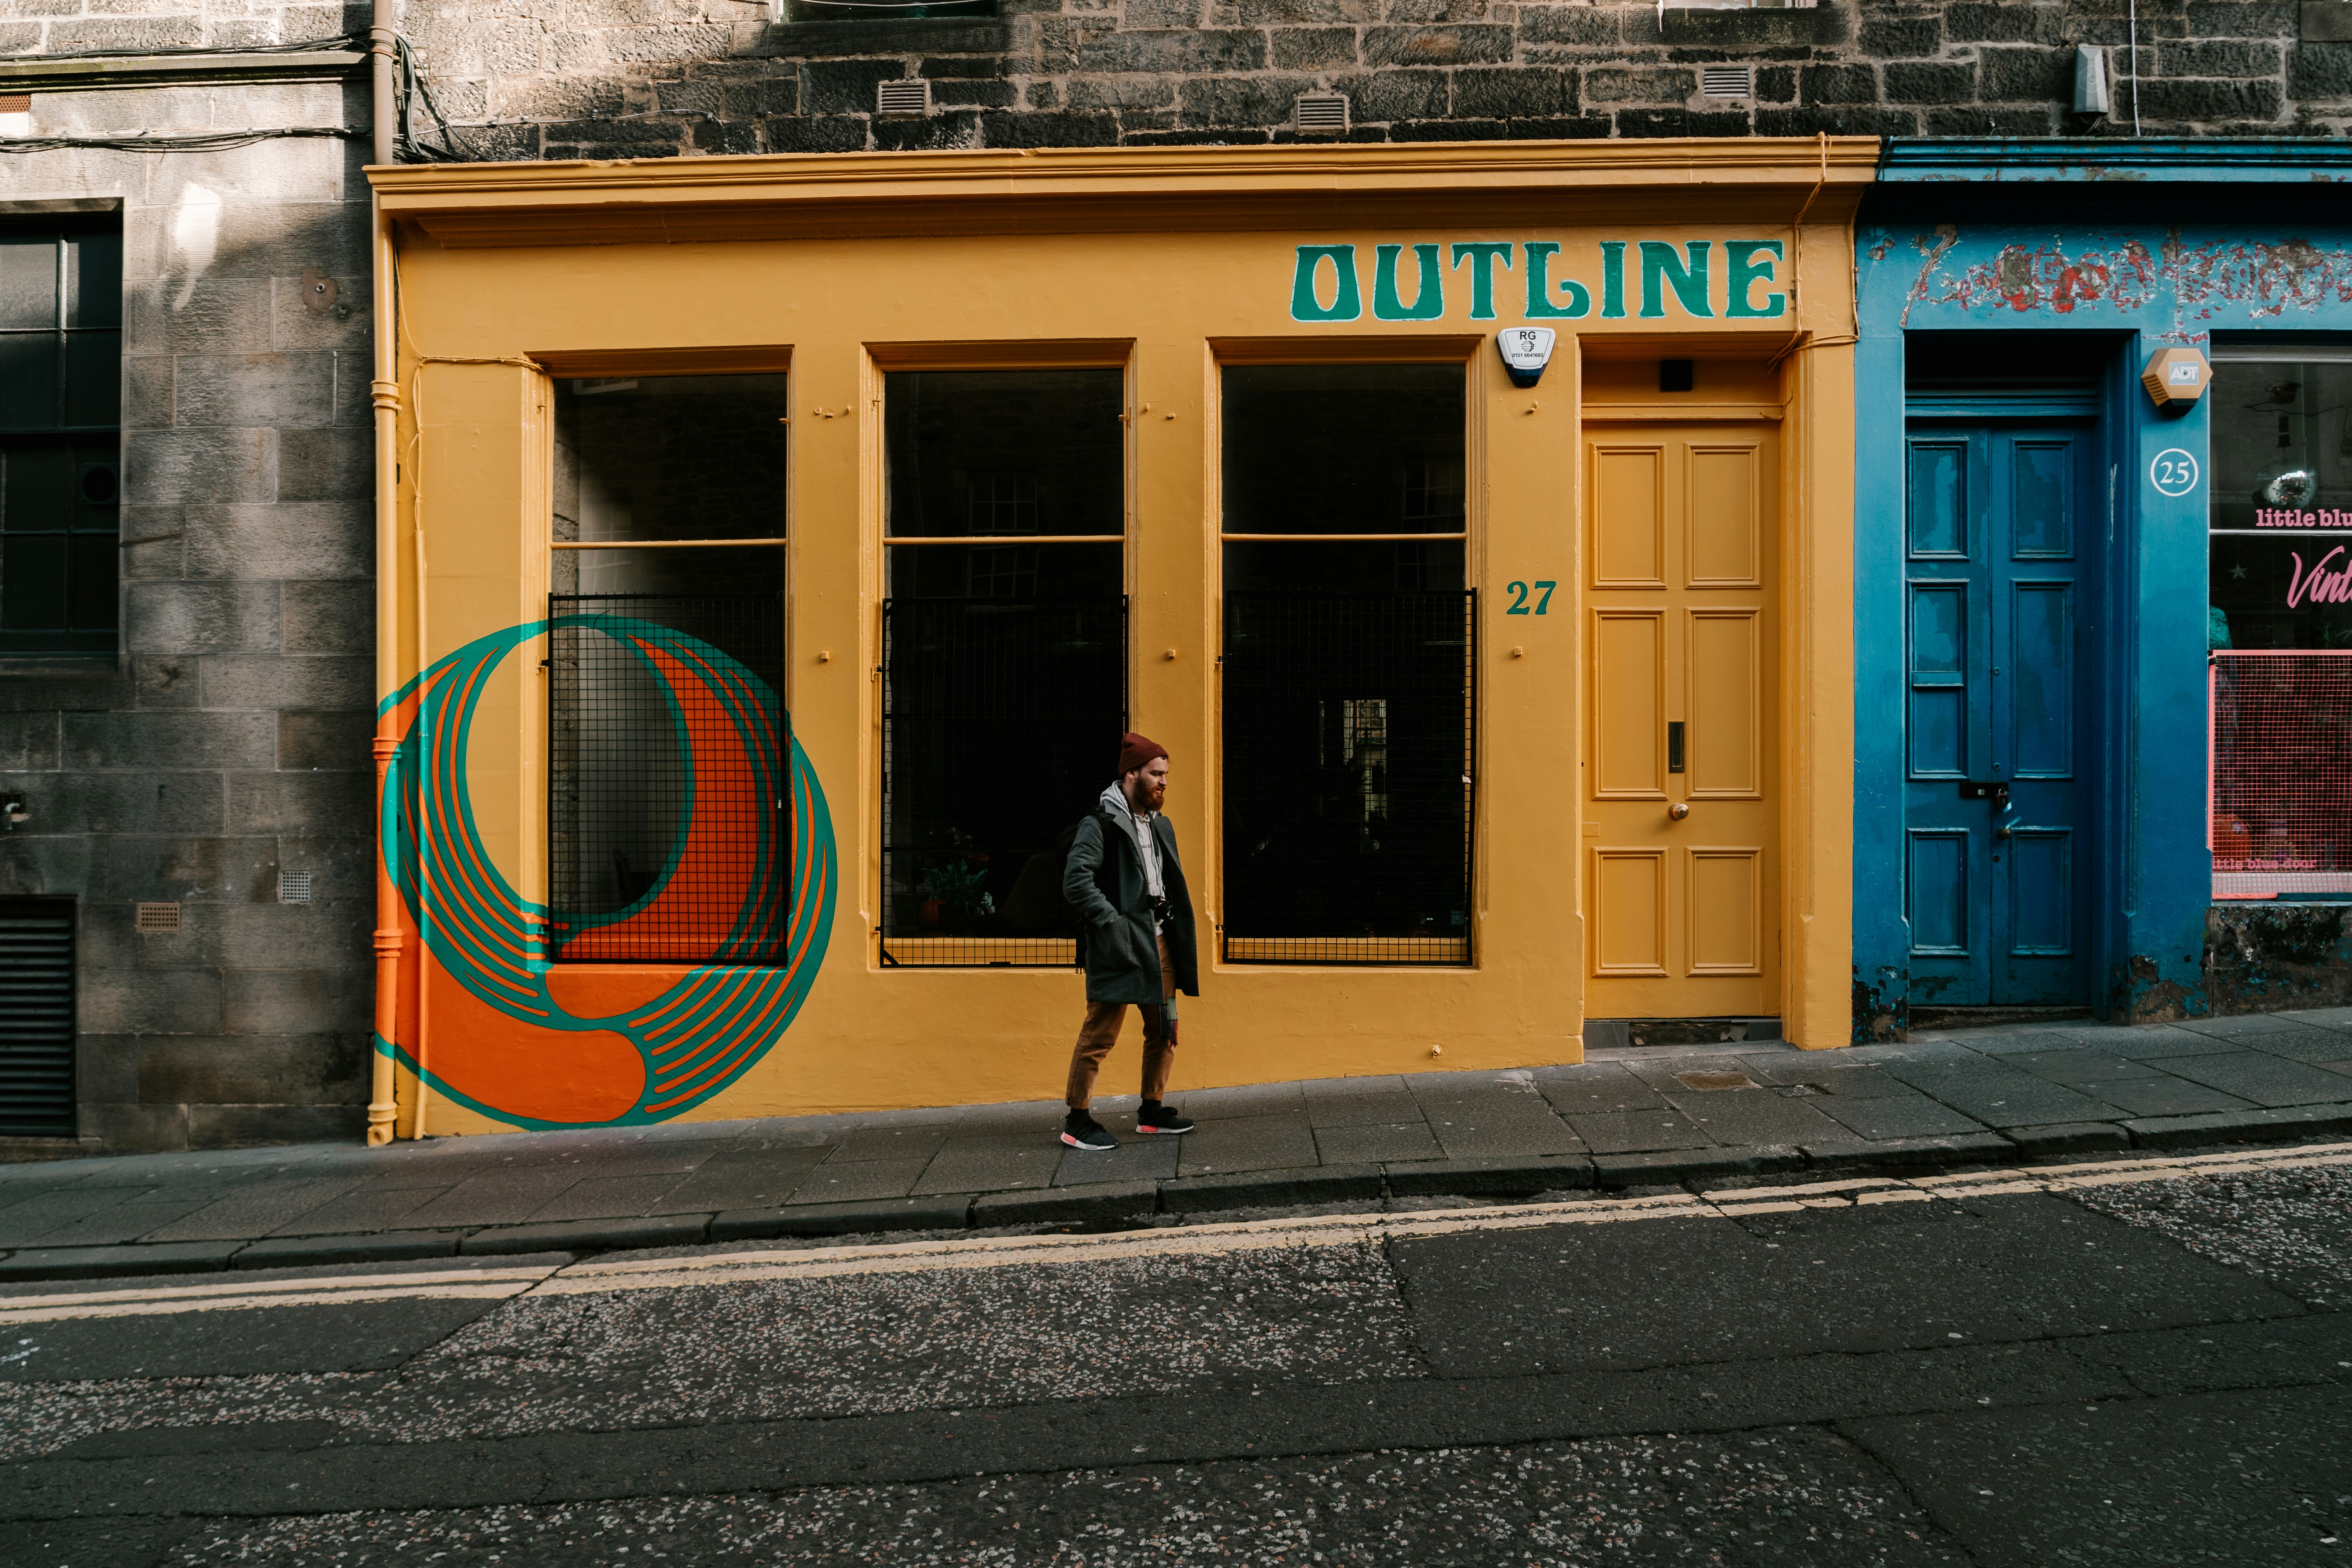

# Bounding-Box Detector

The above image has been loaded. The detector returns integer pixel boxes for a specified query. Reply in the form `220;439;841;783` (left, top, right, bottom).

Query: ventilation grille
278;870;312;905
1294;91;1350;135
0;900;74;1138
134;901;181;933
876;79;930;118
1701;66;1755;99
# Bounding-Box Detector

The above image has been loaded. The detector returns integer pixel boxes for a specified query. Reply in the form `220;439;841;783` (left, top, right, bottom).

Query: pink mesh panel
2211;652;2352;899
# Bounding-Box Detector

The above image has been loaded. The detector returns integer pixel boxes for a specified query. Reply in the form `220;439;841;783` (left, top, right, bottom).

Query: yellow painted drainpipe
365;0;402;1146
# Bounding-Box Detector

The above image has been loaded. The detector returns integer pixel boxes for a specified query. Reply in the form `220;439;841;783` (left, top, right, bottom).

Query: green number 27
1505;580;1557;615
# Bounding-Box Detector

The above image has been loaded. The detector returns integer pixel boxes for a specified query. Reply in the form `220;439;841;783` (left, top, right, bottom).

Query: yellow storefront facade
363;139;1869;1142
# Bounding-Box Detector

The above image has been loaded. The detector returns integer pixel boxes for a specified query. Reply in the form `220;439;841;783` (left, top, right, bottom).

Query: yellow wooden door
1584;423;1778;1017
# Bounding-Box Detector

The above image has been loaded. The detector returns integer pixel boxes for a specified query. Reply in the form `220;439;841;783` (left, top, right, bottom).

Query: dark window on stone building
1220;364;1476;966
0;215;121;656
880;368;1127;967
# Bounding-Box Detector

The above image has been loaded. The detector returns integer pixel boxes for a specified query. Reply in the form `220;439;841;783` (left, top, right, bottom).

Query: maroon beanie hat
1118;731;1169;777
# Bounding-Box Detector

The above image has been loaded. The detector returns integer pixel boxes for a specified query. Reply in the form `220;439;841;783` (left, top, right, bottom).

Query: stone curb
2123;1103;2352;1150
1383;1155;1594;1196
0;1241;244;1281
972;1181;1159;1228
233;1231;467;1270
1592;1146;1804;1185
712;1195;975;1240
1158;1164;1385;1213
462;1216;713;1257
1800;1132;2016;1171
2003;1122;2134;1159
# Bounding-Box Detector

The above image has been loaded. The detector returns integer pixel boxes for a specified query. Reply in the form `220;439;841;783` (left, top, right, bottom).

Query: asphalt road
3;1144;2348;1566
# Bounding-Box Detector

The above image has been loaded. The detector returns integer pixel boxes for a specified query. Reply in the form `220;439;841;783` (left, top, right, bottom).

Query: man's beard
1134;778;1166;813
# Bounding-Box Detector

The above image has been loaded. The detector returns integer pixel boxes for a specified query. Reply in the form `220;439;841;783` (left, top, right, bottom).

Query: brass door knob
1668;802;1691;821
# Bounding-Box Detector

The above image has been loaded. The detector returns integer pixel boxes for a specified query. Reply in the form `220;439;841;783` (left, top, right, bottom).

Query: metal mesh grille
1222;591;1475;964
882;595;1127;967
548;593;790;964
2211;651;2352;898
0;899;74;1137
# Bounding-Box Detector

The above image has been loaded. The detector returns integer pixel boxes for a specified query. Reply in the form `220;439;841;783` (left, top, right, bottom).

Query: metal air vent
0;900;74;1137
1294;91;1349;136
278;870;312;905
876;79;930;118
1701;66;1755;99
134;902;181;933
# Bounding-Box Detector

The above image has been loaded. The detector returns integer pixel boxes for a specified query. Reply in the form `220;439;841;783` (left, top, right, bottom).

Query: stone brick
1519;4;1621;48
275;428;371;504
1584;66;1700;103
277;711;373;773
1067;75;1182;111
123;356;174;430
226;769;372;837
278;581;374;654
1452;66;1577;119
2136;75;2286;118
1076;29;1268;73
223;973;374;1041
1754;104;1923;135
1923;103;2064;136
1802;62;1880;103
187;1103;367;1147
64;712;276;774
133;657;201;710
96;835;279;904
1623;3;1851;48
2288;41;2352;94
1270;27;1362;71
126;279;272;356
1126;0;1205;23
719;76;801;117
1361;25;1515;66
0;713;59;771
1392;117;1510;140
137;1031;367;1104
1179;75;1319;126
2162;37;2286;74
1504;115;1612;139
1211;0;1375;19
1860;16;1942;58
802;58;916;116
873;110;985;151
82;965;223;1035
123;581;283;657
761;116;869;153
981;109;1123;146
270;276;369;355
932;79;1019;108
0;835;93;900
1980;45;2075;101
66;772;227;837
77;1035;140;1106
759;18;1015;59
82;1102;191;1154
1755;64;1798;102
209;898;370;974
1615;107;1755;137
186;503;372;581
124;431;273;508
1944;2;2067;44
173;351;336;432
200;655;372;714
1883;60;1977;104
2184;2;2299;38
1330;69;1450;121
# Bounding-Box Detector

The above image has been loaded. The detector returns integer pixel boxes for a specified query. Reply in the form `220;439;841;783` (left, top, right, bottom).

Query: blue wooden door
1902;421;2094;1007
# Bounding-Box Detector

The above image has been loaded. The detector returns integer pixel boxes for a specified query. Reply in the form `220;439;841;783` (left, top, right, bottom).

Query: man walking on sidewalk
1060;732;1199;1151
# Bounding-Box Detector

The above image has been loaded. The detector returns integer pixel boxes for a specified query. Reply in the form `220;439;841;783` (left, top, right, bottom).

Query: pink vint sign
2287;547;2352;608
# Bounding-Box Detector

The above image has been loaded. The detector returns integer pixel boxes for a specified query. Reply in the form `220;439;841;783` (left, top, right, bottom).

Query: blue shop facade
1853;142;2352;1040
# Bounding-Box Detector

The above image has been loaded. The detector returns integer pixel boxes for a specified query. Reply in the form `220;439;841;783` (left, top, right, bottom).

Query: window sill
0;655;122;678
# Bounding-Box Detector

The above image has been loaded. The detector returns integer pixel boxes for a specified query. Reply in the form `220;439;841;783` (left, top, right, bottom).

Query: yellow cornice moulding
366;136;1880;248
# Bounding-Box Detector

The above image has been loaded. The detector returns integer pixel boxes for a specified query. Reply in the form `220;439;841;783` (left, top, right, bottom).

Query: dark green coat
1063;803;1200;1005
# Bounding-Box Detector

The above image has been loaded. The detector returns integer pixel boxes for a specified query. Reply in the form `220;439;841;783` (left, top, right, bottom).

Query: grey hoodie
1098;780;1165;902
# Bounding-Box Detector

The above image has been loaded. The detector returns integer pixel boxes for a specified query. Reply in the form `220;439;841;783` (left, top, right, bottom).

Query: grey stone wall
0;5;377;1155
399;0;2352;156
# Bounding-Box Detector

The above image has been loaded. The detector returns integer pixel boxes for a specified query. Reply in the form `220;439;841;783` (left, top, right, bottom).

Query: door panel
1584;423;1778;1016
1593;610;1664;797
1902;421;2094;1007
1686;610;1760;797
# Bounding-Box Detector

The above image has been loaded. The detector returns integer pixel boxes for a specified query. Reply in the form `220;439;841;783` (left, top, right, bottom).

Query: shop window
0;216;121;656
2208;344;2352;900
881;368;1126;967
1220;363;1475;966
547;373;792;963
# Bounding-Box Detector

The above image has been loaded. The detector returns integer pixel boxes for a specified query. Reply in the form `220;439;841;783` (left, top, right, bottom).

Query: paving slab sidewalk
6;1007;2352;1283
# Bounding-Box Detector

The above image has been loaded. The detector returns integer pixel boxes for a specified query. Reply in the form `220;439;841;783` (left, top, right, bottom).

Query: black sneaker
1135;1102;1194;1135
1061;1110;1119;1151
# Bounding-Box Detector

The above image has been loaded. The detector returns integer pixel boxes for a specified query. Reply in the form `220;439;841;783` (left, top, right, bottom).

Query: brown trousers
1065;932;1178;1109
